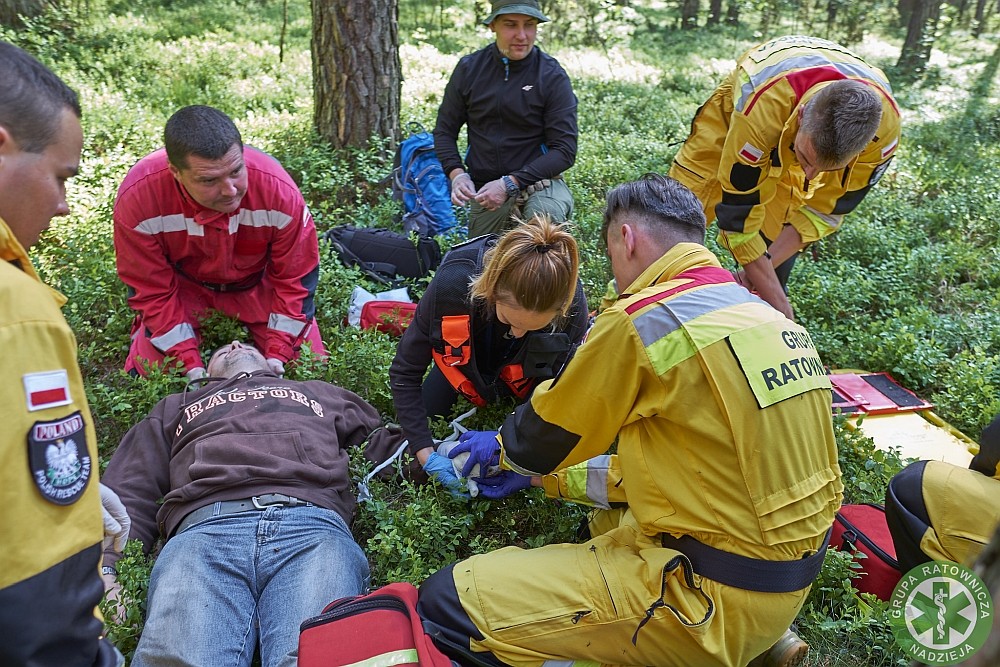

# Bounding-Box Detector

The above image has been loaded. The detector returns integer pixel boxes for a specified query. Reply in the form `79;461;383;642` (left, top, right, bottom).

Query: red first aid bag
830;503;902;601
360;301;417;337
298;582;452;667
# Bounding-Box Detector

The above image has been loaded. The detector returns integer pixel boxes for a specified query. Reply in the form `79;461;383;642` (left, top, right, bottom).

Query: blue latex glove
474;471;532;499
422;452;470;499
448;430;501;478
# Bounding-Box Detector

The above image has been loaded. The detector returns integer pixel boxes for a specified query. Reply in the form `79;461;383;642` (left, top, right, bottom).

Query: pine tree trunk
725;0;740;25
0;0;55;26
896;0;941;80
680;0;700;29
973;0;988;36
311;0;401;148
708;0;723;25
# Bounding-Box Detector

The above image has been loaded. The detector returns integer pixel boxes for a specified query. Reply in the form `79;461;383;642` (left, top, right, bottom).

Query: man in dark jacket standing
100;341;402;667
435;0;578;237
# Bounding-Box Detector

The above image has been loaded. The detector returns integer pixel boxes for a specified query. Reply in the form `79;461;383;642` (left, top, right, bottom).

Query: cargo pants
417;509;808;667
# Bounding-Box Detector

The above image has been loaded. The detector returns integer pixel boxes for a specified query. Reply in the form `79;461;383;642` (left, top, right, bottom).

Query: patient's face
207;341;267;377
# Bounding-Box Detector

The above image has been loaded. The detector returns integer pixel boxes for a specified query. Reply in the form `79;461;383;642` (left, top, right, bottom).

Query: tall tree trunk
0;0;56;26
896;0;942;80
680;0;700;29
897;0;917;27
725;0;740;25
826;0;840;38
973;0;988;36
758;0;780;36
708;0;723;25
312;0;401;149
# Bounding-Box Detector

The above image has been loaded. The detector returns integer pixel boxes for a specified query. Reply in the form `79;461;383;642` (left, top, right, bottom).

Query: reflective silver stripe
228;208;293;234
342;649;419;667
586;455;612;510
268;313;306;336
801;206;844;231
632;283;757;348
150;322;196;352
133;210;293;237
134;214;205;237
736;57;891;113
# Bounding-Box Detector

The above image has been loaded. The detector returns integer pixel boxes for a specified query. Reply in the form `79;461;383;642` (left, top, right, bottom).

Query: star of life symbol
890;561;993;666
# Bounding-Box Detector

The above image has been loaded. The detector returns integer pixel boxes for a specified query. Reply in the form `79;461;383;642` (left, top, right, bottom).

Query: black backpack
324;226;441;285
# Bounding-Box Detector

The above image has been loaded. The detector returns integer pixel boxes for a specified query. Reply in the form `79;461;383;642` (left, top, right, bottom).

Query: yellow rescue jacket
672;35;901;265
502;244;844;562
0;217;112;664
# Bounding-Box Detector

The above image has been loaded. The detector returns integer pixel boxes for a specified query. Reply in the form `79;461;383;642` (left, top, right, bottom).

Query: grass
4;0;999;664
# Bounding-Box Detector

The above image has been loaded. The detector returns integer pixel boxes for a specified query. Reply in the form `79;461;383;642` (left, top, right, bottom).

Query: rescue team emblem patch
889;561;993;665
28;411;92;505
23;369;72;411
738;142;764;163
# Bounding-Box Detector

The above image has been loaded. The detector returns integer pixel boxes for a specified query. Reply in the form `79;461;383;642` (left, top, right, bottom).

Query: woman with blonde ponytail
389;215;588;493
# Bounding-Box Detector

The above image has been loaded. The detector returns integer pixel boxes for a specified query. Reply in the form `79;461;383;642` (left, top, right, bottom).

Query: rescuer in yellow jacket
416;174;843;667
886;414;1000;573
0;41;124;665
669;35;901;320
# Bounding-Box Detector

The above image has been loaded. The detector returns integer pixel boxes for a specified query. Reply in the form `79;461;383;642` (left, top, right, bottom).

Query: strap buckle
252;493;298;509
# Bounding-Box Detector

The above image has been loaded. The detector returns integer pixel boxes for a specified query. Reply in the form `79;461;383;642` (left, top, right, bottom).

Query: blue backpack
392;122;457;237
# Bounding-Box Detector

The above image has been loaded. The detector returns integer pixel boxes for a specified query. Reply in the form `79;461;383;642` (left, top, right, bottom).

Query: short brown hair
469;215;579;317
800;80;882;166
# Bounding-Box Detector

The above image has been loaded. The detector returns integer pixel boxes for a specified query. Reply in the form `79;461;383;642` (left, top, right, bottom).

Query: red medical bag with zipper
298;582;452;667
831;503;902;601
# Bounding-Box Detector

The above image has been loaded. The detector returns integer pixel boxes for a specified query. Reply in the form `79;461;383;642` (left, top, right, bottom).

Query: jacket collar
620;243;722;297
0;215;68;306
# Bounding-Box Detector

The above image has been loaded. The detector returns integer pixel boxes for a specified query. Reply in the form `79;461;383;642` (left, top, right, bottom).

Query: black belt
660;529;831;593
176;494;313;534
175;265;265;292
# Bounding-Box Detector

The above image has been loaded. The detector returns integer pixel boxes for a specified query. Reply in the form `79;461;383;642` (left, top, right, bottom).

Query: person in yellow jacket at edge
669;35;901;320
886;414;1000;573
415;173;844;667
0;40;129;665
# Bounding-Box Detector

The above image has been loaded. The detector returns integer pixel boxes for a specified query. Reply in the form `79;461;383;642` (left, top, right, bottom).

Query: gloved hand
448;430;501;478
474;471;532;499
99;483;131;553
422;452;470;499
266;357;285;377
185;366;207;382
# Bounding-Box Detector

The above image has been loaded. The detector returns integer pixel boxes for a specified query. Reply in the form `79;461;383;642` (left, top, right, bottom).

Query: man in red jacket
113;105;325;380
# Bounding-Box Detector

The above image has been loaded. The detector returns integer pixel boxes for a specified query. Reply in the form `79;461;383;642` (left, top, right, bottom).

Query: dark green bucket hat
482;0;551;25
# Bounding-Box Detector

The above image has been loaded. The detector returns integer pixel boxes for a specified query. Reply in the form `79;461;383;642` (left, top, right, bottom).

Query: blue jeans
132;505;369;667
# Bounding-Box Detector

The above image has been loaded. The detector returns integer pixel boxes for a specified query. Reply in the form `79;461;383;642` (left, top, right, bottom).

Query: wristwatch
502;175;520;199
102;565;117;577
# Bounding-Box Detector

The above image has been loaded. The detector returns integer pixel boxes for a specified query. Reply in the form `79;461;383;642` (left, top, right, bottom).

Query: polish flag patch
23;370;72;411
739;142;764;163
881;137;898;159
